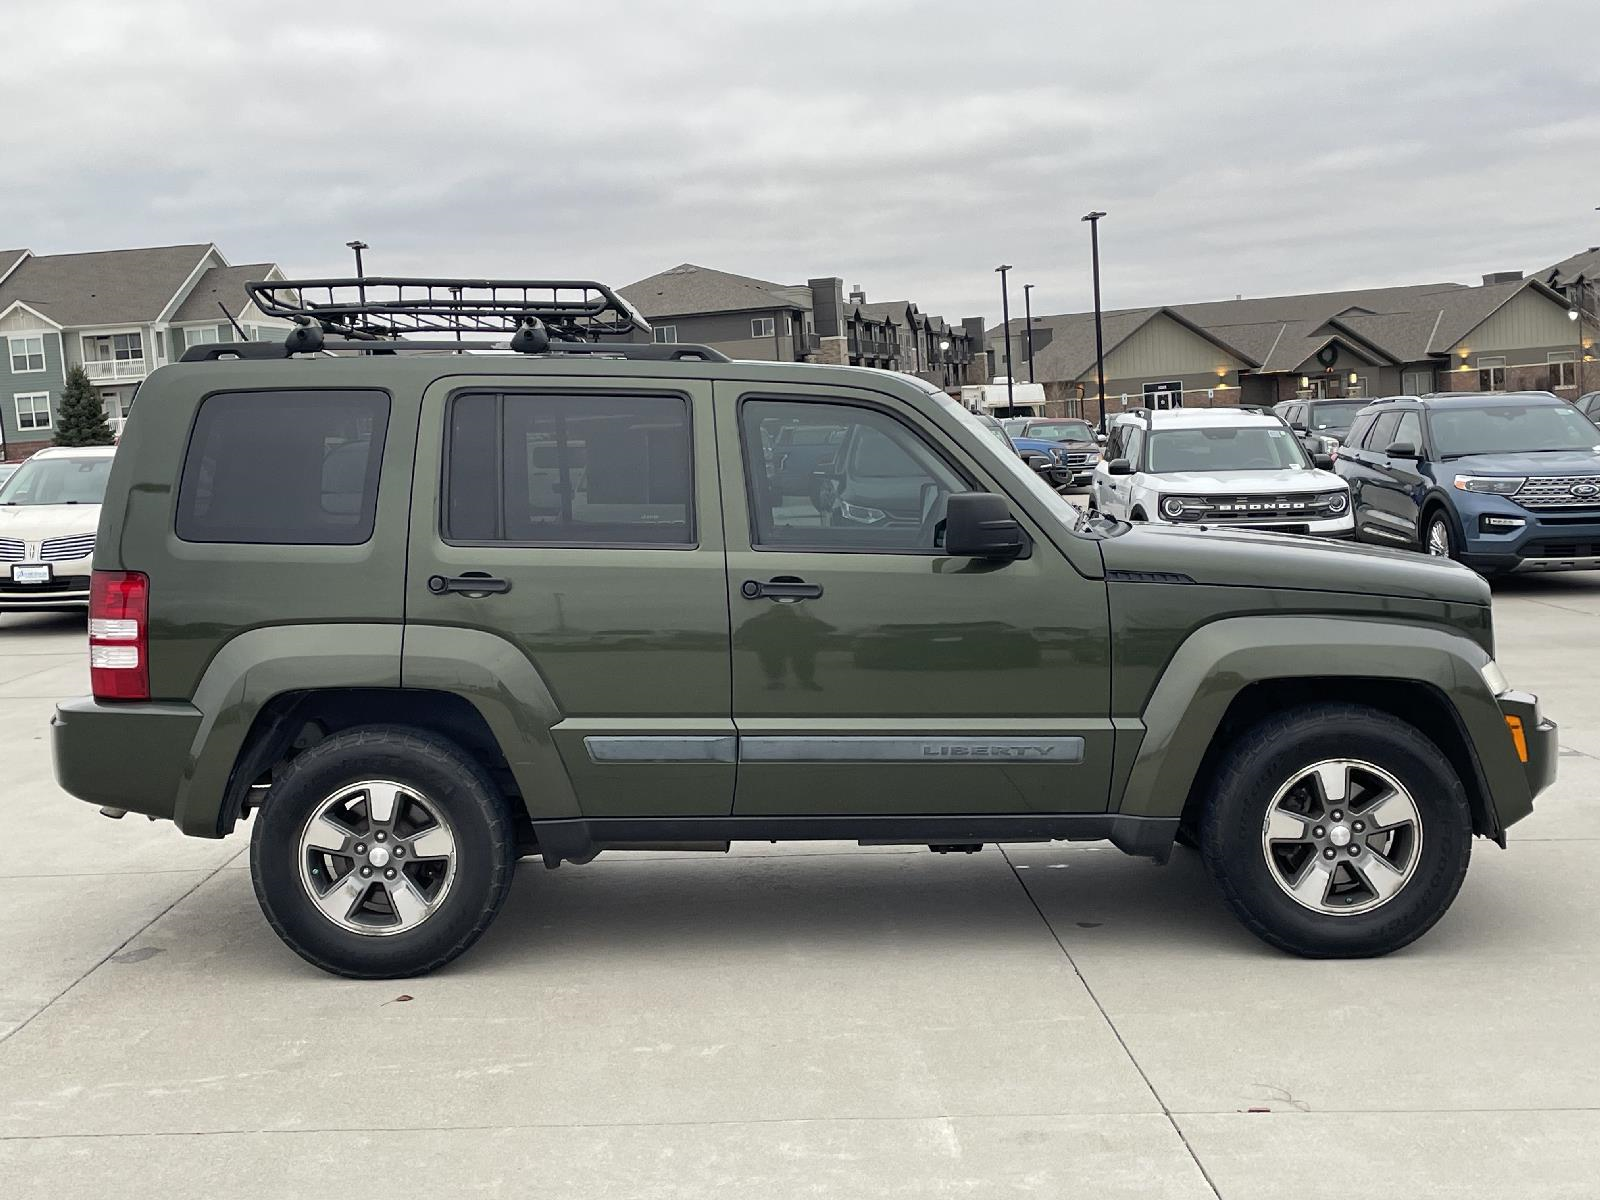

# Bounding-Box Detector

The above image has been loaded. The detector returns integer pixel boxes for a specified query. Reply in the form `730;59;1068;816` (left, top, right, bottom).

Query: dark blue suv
1336;391;1600;575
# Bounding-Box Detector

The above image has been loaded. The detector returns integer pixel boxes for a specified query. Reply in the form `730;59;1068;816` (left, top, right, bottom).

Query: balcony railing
83;358;147;381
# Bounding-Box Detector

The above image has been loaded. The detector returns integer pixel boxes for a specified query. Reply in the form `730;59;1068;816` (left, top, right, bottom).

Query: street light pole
1022;283;1036;383
346;239;370;314
1569;278;1587;398
995;264;1015;412
1081;212;1108;423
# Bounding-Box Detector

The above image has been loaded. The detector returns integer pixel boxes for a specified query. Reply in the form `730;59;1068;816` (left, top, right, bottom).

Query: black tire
1199;702;1472;958
250;726;518;979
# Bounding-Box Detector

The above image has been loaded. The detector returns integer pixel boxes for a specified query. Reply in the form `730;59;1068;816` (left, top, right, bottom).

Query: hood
0;503;102;541
1149;468;1344;493
1437;450;1600;477
1099;521;1489;605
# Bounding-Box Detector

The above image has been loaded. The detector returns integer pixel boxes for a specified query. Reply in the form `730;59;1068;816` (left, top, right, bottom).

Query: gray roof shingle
169;263;278;323
618;263;805;319
0;244;215;327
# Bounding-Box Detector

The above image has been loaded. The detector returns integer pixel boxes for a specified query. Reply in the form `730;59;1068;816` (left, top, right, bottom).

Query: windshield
1431;404;1600;458
1307;402;1365;432
1023;421;1094;442
0;456;113;505
1146;425;1309;472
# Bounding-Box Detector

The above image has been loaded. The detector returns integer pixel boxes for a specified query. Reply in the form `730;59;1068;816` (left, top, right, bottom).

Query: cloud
2;0;1595;324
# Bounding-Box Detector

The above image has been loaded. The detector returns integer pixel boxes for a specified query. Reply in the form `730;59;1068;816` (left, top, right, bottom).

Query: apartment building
0;244;290;458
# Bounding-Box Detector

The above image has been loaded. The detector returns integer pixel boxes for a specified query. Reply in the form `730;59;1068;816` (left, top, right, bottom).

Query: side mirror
942;492;1026;561
1385;441;1417;459
1313;452;1335;470
1107;458;1134;476
1096;432;1108;444
1291;423;1309;434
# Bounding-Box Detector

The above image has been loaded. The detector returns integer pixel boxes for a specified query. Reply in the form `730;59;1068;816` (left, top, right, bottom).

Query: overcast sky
5;0;1598;323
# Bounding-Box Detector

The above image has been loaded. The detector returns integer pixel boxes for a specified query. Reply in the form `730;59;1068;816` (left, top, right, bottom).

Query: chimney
848;285;866;304
1482;271;1523;285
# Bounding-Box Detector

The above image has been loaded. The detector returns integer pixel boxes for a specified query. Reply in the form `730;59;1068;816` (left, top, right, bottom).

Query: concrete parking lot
1;573;1597;1199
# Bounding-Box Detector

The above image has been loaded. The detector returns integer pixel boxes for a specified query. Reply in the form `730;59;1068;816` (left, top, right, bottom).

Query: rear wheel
250;726;518;978
1200;703;1472;957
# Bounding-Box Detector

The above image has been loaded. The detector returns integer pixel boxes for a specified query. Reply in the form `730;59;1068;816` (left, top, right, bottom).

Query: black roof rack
248;275;651;342
180;339;731;364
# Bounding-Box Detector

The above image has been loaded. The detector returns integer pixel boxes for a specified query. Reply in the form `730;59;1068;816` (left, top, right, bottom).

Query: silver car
0;446;115;613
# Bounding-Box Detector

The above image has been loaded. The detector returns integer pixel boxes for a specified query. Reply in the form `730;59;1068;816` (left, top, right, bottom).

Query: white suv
1089;407;1353;537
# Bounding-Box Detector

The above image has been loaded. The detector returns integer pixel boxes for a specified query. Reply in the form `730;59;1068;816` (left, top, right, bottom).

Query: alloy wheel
1260;759;1423;916
1426;517;1451;557
297;780;458;936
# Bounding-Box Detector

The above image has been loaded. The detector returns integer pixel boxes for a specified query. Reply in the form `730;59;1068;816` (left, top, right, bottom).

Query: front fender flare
1116;615;1526;828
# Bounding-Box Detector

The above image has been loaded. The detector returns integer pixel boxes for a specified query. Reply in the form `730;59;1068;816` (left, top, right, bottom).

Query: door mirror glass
1107;458;1134;476
1385;441;1417;459
1290;423;1309;434
1096;432;1108;444
1312;452;1335;470
942;492;1025;560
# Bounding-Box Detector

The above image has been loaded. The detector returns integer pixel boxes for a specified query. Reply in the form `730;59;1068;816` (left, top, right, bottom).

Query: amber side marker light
1504;715;1529;763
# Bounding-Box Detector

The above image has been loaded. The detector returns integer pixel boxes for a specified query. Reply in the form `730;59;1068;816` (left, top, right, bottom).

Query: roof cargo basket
193;275;730;362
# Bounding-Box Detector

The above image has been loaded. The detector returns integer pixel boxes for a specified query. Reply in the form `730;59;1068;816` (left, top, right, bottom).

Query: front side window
1145;425;1308;472
1477;356;1507;391
1124;427;1146;468
13;391;51;430
1429;403;1600;458
741;399;965;551
9;335;45;373
446;392;692;546
751;317;776;338
176;389;389;544
1393;411;1423;450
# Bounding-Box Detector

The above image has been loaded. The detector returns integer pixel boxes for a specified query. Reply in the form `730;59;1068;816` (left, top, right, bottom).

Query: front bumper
0;564;91;610
1160;513;1356;538
1455;497;1600;573
1498;690;1557;805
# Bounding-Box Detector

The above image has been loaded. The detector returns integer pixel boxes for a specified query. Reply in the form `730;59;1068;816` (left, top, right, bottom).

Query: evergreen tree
53;366;115;447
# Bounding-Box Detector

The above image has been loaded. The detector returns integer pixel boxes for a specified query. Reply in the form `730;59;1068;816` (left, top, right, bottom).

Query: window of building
445;392;692;547
1477;356;1507;391
740;399;966;552
8;335;45;373
14;391;51;430
652;325;678;344
176;389;390;545
83;331;144;361
751;317;776;339
184;325;222;349
1402;369;1433;396
1549;351;1577;389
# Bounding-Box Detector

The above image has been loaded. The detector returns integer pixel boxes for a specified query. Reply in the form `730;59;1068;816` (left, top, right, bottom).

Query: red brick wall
2;438;52;462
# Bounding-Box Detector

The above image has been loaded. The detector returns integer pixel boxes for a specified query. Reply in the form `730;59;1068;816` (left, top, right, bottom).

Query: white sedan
0;446;115;613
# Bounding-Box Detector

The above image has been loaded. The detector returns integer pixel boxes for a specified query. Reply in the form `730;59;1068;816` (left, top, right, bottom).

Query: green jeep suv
52;277;1556;977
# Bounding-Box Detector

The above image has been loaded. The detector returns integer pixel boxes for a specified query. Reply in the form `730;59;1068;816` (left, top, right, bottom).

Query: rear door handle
740;577;823;601
427;572;512;596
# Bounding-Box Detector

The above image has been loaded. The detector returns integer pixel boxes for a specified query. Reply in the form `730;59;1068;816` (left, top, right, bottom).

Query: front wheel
1200;703;1472;957
250;726;518;978
1424;511;1456;560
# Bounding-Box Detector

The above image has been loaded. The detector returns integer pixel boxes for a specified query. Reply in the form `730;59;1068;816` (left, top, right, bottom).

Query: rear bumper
52;697;201;825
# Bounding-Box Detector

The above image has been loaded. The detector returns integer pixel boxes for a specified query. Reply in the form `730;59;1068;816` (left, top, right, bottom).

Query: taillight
89;570;149;702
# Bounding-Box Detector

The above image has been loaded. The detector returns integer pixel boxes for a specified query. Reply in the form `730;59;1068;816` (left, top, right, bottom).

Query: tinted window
1393;412;1423;450
446;392;692;546
176;389;388;544
1124;427;1145;468
1365;412;1402;452
741;399;965;551
1346;413;1376;449
1428;403;1600;458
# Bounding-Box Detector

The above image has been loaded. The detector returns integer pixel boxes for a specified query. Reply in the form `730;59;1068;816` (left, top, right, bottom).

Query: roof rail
245;275;652;348
179;339;731;364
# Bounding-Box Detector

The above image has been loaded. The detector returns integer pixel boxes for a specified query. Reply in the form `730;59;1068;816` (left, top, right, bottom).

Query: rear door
716;381;1113;817
405;374;734;817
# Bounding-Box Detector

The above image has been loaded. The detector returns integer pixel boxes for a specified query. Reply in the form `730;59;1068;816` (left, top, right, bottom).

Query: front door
717;382;1113;816
1361;409;1428;546
405;375;734;817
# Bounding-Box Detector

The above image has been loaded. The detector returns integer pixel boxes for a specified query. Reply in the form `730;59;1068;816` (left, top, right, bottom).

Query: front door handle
427;572;512;596
740;577;823;601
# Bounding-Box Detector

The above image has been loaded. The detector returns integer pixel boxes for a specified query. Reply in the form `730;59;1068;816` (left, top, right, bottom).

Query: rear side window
176;389;389;544
445;392;693;546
